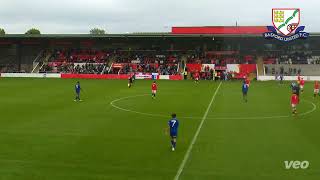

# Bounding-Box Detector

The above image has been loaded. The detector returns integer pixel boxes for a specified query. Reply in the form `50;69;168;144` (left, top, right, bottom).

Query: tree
90;28;106;35
25;28;41;35
0;28;5;35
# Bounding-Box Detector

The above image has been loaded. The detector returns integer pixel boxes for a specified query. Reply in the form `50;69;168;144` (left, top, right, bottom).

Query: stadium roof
172;26;268;34
1;33;320;39
0;26;320;38
0;33;265;38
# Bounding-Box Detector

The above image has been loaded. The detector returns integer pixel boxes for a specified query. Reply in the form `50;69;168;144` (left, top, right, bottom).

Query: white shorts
291;104;297;108
300;85;304;89
152;90;157;94
314;89;319;93
195;78;199;81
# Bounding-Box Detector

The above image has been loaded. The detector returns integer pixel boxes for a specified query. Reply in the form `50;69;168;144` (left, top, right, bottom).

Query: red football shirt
315;82;319;89
152;83;157;90
245;79;250;85
291;94;299;104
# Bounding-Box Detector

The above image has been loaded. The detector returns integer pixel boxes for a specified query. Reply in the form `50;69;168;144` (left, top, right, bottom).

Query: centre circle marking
110;94;317;120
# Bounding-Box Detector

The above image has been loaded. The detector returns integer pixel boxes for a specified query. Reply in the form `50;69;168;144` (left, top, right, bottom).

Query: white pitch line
174;81;222;180
110;93;317;121
298;99;317;116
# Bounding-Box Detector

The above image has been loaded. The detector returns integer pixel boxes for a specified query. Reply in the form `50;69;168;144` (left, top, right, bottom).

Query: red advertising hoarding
61;74;130;79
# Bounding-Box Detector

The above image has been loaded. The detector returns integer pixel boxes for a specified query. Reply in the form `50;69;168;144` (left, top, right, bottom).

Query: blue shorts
242;91;248;95
170;131;178;138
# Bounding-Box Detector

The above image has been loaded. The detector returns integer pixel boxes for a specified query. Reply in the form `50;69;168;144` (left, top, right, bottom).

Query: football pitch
0;78;319;180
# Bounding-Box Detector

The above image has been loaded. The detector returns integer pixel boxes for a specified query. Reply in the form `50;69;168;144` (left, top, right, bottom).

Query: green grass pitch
0;78;319;180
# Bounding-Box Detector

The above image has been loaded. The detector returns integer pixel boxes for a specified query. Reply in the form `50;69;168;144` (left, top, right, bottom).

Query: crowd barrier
258;75;320;81
0;73;183;80
60;74;130;79
3;73;320;81
0;73;61;78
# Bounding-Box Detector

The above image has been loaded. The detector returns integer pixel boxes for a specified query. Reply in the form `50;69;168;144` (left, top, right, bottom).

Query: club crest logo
264;8;309;42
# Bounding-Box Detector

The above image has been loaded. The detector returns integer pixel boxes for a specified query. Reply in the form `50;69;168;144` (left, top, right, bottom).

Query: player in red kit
151;81;157;99
291;93;299;115
314;81;319;98
300;78;305;93
245;78;251;87
194;72;200;83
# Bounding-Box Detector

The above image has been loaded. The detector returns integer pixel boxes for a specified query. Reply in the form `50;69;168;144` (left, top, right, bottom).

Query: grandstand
1;26;320;80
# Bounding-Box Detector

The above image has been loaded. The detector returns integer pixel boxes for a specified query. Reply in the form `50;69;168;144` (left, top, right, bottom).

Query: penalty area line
174;81;222;180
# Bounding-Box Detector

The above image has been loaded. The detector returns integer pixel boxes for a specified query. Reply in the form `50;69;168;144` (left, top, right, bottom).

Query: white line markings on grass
110;94;317;120
174;81;222;180
299;99;317;116
110;94;168;118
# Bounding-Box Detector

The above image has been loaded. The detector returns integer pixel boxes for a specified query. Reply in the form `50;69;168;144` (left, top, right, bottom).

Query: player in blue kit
74;81;82;101
167;113;179;151
242;81;249;102
291;82;300;96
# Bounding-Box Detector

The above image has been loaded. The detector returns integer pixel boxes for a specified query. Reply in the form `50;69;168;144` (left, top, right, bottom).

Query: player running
242;80;249;102
279;74;284;84
128;76;133;88
297;74;301;83
245;77;251;87
291;82;300;97
314;81;319;98
74;81;82;102
167;113;179;151
291;93;299;115
194;71;200;83
300;78;305;93
151;81;157;99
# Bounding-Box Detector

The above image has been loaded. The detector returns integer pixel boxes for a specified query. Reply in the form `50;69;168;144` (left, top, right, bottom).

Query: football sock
293;108;297;114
